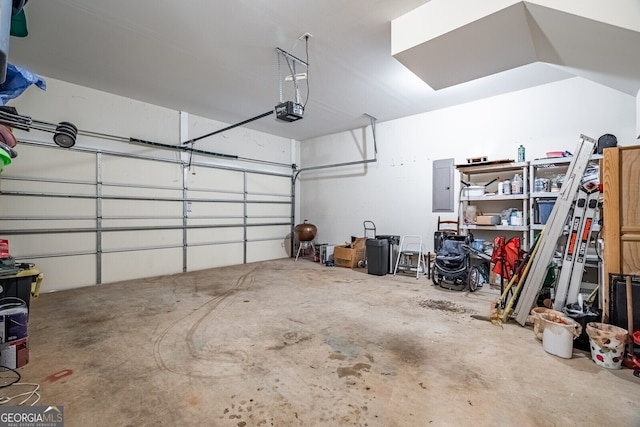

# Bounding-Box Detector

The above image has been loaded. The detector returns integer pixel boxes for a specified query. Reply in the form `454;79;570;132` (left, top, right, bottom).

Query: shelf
458;161;530;250
463;193;528;201
461;224;528;232
456;161;528;174
531;191;561;198
585;253;601;264
530;157;572;167
530;223;601;232
530;154;602;167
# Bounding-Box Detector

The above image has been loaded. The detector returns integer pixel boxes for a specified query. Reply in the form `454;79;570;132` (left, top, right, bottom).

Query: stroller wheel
467;266;481;292
431;265;440;286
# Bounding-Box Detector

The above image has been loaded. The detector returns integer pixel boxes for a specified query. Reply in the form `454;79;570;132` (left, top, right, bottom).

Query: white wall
299;77;637;250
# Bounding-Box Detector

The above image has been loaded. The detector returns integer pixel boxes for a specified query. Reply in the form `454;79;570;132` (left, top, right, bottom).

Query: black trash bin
375;235;400;274
366;238;389;276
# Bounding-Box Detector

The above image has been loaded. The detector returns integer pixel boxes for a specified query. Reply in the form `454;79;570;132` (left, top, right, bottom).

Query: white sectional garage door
0;143;293;292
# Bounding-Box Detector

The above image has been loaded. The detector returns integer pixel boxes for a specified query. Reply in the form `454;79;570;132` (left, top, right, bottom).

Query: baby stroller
431;235;474;291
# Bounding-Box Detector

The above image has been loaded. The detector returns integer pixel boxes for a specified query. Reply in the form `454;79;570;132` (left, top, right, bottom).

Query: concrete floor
16;259;640;426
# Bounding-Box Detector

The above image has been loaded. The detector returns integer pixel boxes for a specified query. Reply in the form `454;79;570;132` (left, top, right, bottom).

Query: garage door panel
10;232;97;257
1;180;95;196
247;240;288;262
187;218;243;227
187;168;244;192
101;218;183;228
246;217;289;225
102;229;182;251
246;173;290;195
102;247;183;283
247;203;291;217
247;225;290;241
187;227;244;245
34;254;97;293
102;186;183;199
0;196;95;218
187;201;243;217
187;243;244;270
0;219;96;231
5;144;95;181
101;156;183;188
102;199;182;217
186;191;244;201
247;194;291;202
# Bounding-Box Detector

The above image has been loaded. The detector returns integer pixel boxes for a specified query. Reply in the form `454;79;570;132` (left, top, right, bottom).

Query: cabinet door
603;145;640;320
620;148;640;272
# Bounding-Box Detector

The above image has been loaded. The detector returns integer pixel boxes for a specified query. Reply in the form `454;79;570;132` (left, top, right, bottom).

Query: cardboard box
475;215;501;225
334;238;366;268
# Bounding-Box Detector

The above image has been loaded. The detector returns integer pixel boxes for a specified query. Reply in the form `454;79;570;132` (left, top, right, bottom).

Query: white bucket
530;307;564;341
0;298;28;343
539;313;582;359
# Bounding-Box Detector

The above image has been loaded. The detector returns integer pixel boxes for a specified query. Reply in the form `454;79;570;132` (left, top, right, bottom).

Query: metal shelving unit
528;155;602;242
528;154;603;301
458;161;529;250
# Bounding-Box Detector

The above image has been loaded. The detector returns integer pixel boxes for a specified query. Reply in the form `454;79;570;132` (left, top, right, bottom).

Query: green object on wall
10;9;27;37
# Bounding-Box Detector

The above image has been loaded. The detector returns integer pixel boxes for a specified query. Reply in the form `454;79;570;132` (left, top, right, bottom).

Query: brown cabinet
602;145;640;320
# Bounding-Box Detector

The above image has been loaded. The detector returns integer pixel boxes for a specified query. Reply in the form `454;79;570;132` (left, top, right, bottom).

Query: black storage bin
375;235;400;246
563;306;602;352
0;275;33;311
609;274;640;334
366;238;389;276
375;235;399;274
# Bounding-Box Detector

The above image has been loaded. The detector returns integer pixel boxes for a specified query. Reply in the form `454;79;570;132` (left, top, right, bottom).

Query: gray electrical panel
432;158;454;212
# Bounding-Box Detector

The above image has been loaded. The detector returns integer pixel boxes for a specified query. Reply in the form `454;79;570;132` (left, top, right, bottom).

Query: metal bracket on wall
292;114;378;182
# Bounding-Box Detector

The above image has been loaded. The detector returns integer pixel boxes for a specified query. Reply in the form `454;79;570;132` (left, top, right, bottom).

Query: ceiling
7;1;640;142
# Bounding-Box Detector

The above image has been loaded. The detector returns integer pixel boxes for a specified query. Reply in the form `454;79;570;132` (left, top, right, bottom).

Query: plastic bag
0;63;46;105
